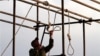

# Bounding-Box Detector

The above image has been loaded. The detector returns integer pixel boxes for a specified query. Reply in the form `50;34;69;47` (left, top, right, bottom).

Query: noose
52;10;61;31
47;9;61;56
42;1;61;55
47;7;61;32
45;1;61;56
43;1;51;56
67;12;74;56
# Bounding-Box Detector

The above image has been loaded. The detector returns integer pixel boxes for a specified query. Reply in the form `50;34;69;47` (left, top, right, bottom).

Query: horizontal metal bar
34;21;83;27
26;0;90;19
18;0;91;25
0;19;35;30
72;0;100;12
91;0;100;4
32;0;90;19
32;0;100;24
34;19;100;27
19;0;79;20
0;11;47;25
71;0;100;23
69;11;100;24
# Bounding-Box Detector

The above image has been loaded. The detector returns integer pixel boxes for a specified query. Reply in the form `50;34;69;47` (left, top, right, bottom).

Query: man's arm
44;30;54;53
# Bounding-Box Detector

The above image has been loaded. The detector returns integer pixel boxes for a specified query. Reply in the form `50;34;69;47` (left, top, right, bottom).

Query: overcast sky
0;0;100;56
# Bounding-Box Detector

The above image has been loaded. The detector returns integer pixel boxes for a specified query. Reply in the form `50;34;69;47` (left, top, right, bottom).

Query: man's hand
49;30;54;38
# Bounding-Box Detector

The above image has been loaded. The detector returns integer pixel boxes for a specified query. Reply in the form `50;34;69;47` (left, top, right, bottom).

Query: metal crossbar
19;0;92;25
91;0;100;4
0;11;48;25
29;0;100;24
72;0;100;12
0;19;35;30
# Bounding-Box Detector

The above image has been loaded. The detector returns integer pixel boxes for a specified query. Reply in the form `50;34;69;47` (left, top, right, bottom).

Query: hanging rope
45;1;61;55
52;10;61;31
67;12;74;56
47;7;61;32
0;5;33;56
47;5;51;32
46;2;51;56
48;9;62;56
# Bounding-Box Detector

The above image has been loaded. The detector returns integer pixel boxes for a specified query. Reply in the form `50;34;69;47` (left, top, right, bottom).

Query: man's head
31;37;41;49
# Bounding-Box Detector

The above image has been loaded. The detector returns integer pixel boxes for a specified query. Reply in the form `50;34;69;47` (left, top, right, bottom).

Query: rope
0;5;33;56
67;42;74;56
47;10;61;56
67;12;71;41
52;10;61;31
47;2;51;56
67;12;74;56
44;1;61;56
47;5;51;32
47;8;61;32
46;2;61;56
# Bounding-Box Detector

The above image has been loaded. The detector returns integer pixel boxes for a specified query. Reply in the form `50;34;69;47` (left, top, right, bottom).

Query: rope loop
67;41;74;56
53;26;61;31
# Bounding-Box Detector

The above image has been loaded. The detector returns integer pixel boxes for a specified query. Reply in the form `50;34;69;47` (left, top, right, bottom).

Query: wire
0;5;33;56
67;12;74;56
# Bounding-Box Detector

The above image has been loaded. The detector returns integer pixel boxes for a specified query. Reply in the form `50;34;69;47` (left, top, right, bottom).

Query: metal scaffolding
91;0;100;4
0;0;100;56
72;0;100;12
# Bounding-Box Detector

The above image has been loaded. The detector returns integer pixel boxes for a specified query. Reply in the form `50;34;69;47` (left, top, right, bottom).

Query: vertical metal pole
61;0;65;56
40;26;46;45
36;0;39;39
83;20;86;56
13;0;16;56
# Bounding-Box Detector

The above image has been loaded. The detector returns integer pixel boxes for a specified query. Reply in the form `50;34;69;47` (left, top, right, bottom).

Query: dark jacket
29;38;53;56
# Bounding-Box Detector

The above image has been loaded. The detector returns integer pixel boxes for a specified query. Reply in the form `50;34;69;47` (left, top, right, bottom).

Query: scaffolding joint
43;1;49;6
88;18;93;22
79;19;83;23
65;9;68;12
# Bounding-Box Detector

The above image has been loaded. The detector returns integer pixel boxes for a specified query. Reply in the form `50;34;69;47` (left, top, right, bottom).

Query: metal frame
31;0;92;20
19;0;95;24
0;19;35;30
91;0;100;4
36;0;39;42
0;0;100;56
0;11;48;25
19;0;81;20
34;19;100;27
83;20;86;56
61;0;65;55
13;0;16;56
72;0;100;12
31;0;100;24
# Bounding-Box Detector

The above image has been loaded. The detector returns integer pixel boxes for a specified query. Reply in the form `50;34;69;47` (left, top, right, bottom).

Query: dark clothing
29;38;53;56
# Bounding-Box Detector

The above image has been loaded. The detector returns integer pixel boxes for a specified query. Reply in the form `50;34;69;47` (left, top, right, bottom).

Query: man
29;30;54;56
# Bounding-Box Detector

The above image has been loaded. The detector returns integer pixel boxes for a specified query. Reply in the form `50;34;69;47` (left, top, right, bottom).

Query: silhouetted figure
29;31;54;56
